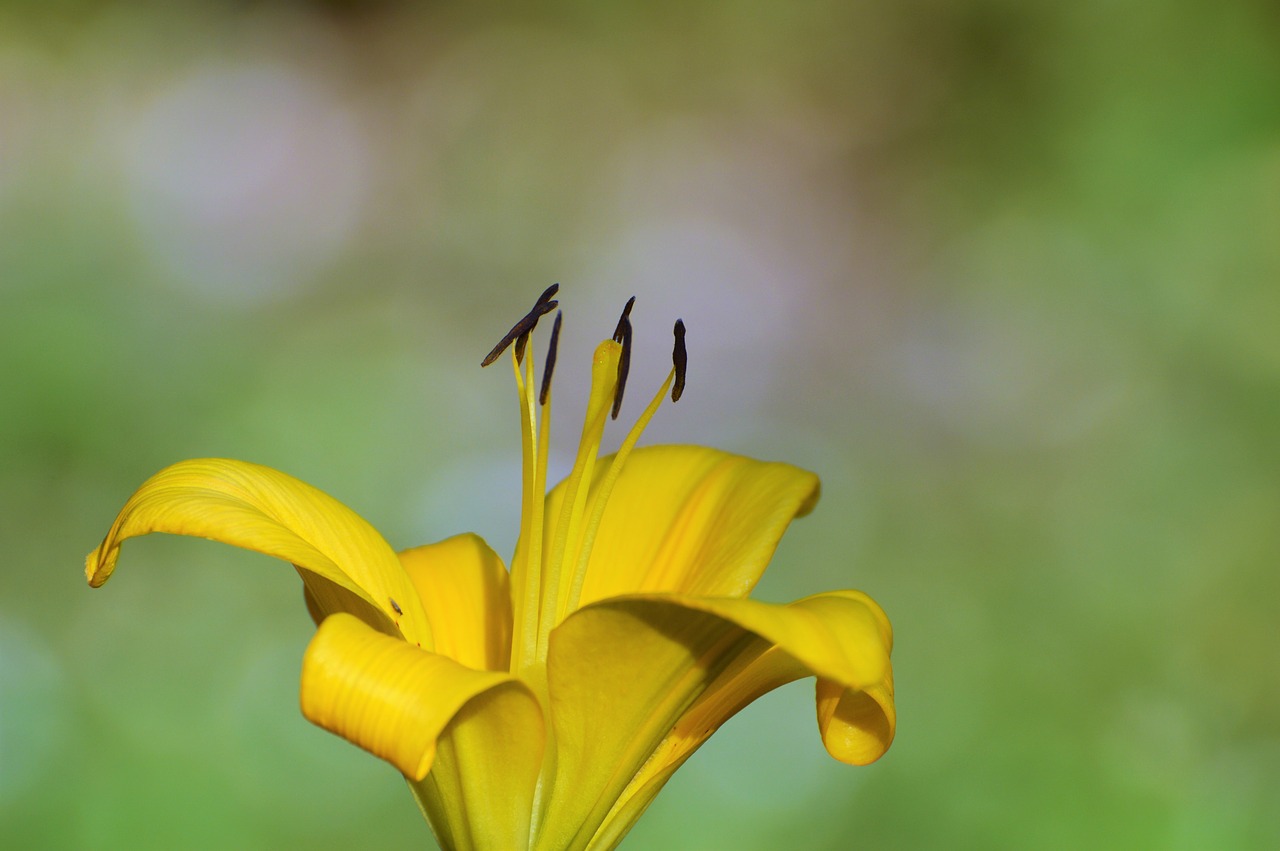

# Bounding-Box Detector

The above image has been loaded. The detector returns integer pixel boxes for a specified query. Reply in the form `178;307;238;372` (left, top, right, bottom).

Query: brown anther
539;310;562;406
481;284;561;367
534;282;561;307
672;319;687;402
612;314;632;420
613;296;635;344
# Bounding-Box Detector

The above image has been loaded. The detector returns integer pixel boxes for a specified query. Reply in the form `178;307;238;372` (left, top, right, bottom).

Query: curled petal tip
818;679;896;766
85;545;116;587
796;477;821;517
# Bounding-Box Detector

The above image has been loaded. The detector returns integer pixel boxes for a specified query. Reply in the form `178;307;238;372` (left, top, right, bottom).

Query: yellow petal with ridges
300;614;543;836
407;678;546;851
398;533;513;672
546;446;820;605
538;591;892;851
85;458;430;647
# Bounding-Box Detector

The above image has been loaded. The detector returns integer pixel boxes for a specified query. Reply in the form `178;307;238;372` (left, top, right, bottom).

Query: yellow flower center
481;286;686;678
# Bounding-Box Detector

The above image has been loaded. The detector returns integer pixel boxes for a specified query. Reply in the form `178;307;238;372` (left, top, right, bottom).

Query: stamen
539;310;562;406
613;296;635;343
514;332;529;365
480;283;561;367
672;318;687;402
611;314;632;420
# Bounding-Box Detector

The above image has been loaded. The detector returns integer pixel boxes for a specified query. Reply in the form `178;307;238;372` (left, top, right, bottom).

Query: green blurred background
3;1;1278;848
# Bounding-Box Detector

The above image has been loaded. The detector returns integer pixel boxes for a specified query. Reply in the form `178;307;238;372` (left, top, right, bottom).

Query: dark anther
612;314;632;420
672;319;687;402
534;282;561;307
613;296;635;344
539;310;562;405
481;284;561;367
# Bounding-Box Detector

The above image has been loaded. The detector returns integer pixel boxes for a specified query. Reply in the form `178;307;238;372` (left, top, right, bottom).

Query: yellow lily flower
85;287;895;850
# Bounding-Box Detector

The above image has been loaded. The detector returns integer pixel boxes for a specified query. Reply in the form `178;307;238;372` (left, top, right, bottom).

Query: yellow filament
509;346;545;674
562;368;675;615
528;372;552;666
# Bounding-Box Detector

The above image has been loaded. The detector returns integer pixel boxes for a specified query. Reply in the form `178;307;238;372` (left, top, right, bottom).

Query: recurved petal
398;533;513;672
300;615;544;842
547;445;821;604
85;458;430;646
407;679;546;851
592;595;894;848
538;591;893;851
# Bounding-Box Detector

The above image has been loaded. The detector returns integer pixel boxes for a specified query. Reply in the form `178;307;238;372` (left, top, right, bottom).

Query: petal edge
85;458;430;646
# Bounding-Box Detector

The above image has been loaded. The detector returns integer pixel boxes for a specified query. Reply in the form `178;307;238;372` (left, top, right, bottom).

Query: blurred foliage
3;0;1278;848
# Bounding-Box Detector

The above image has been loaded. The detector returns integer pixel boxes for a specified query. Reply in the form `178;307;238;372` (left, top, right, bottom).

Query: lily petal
593;594;894;848
85;458;430;647
301;613;543;850
398;533;513;672
546;445;820;605
407;683;547;851
538;591;892;851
